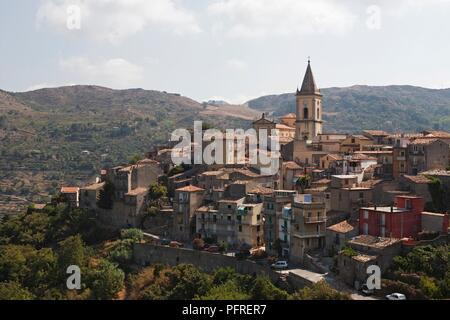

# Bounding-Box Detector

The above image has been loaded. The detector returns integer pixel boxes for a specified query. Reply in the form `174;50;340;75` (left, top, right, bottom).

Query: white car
386;293;407;300
271;261;288;270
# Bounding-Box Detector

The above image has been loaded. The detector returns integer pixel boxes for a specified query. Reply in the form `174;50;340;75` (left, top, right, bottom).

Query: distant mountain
0;85;251;205
2;83;450;206
247;85;450;133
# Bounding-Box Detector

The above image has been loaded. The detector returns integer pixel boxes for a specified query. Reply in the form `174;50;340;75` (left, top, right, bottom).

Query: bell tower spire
295;59;323;141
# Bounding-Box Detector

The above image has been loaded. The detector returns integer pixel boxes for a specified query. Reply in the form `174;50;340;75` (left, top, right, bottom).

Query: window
363;211;369;219
317;108;320;119
257;226;261;232
227;215;231;221
359;192;364;199
363;223;368;235
257;214;261;221
303;107;309;119
239;225;242;232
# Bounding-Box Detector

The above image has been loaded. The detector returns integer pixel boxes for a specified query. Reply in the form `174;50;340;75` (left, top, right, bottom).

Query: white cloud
226;59;247;70
37;0;201;43
59;57;144;88
207;0;357;38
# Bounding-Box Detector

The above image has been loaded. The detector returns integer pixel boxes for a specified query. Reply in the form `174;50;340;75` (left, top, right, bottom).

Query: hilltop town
38;61;450;299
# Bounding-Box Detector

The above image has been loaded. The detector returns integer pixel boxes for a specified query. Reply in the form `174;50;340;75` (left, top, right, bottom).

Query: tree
291;280;351;300
196;280;250;300
108;239;134;267
90;259;125;300
120;228;143;242
420;276;441;299
148;183;167;202
213;267;237;285
57;235;86;276
129;154;143;165
0;281;35;300
0;245;30;283
296;175;311;194
165;264;212;300
250;276;289;300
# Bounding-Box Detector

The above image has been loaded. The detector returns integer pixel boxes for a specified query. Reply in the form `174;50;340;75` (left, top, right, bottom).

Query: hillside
2;84;450;209
247;85;450;133
0;86;251;209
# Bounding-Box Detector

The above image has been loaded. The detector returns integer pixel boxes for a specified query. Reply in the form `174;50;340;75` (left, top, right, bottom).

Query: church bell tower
295;59;323;142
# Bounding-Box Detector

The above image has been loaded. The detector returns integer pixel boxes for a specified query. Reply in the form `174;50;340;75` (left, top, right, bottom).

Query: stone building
173;185;205;242
290;194;327;264
336;235;403;289
262;190;297;255
407;139;449;175
325;220;358;257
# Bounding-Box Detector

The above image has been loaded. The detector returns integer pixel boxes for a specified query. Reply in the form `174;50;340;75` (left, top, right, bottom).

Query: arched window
303;107;309;119
317;108;320;119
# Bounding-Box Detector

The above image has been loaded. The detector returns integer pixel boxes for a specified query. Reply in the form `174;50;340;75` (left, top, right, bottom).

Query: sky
1;0;450;104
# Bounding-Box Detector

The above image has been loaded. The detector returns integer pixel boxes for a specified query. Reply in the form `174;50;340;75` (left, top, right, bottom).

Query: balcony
304;216;327;224
292;231;326;239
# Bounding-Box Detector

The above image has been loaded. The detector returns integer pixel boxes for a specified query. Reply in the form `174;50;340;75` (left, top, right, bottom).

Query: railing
292;231;326;238
304;216;327;224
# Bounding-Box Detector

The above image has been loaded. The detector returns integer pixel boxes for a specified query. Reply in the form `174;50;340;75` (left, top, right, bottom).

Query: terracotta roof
82;182;106;190
403;175;432;184
61;187;79;193
349;235;402;248
363;130;389;137
249;186;274;195
276;123;295;130
327;220;354;234
420;170;450;176
422;131;450;138
351;153;377;161
360;179;383;188
312;179;331;185
352;135;371;140
324;154;343;161
284;161;302;170
410;138;439;145
176;185;205;192
201;171;225;176
126;188;148;196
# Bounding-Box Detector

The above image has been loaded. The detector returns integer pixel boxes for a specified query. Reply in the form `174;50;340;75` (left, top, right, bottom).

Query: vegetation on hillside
0;204;349;300
247;85;450;133
385;245;450;299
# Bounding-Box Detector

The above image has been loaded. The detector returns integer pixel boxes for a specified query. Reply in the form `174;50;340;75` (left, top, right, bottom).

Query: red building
359;196;424;239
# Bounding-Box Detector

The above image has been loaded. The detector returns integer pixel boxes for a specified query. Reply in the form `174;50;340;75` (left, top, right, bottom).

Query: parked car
386;293;407;300
271;261;288;270
361;284;374;296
